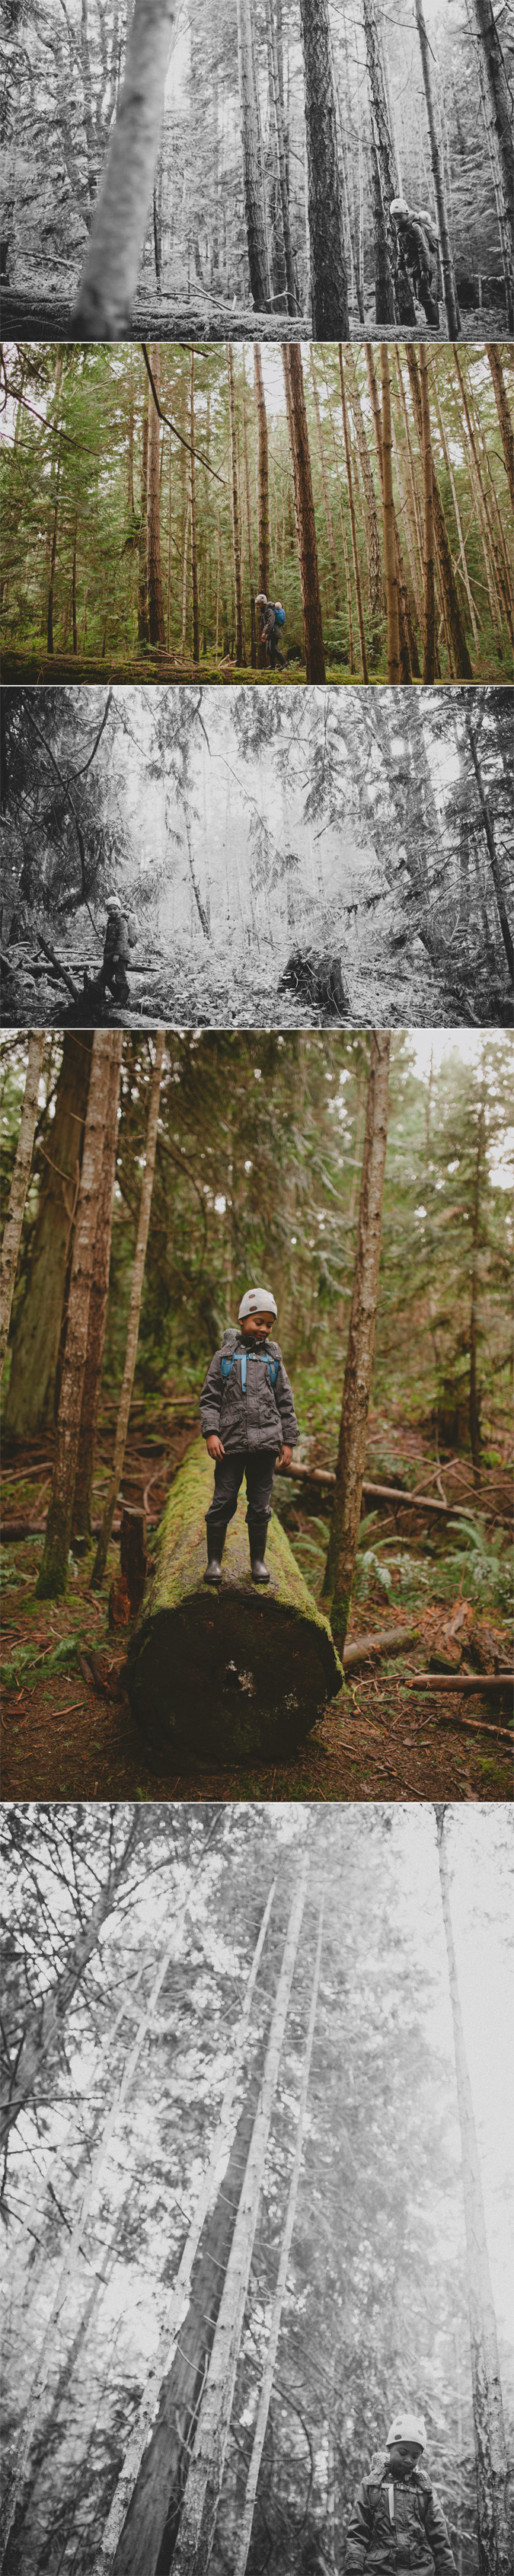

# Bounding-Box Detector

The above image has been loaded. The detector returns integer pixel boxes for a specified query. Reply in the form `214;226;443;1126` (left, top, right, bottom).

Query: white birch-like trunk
171;1863;309;2574
235;1898;324;2576
436;1810;512;2576
72;0;177;336
0;1032;45;1379
93;1882;276;2576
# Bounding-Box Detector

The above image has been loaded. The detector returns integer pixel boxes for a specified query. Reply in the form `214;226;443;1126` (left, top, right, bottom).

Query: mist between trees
1;1802;512;2576
2;343;513;696
1;687;512;1031
1;0;513;341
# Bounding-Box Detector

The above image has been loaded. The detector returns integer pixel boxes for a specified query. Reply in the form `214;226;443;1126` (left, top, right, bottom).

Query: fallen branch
37;936;81;1002
407;1672;513;1694
434;1711;513;1744
343;1621;420;1670
277;1462;462;1516
1;1512;160;1543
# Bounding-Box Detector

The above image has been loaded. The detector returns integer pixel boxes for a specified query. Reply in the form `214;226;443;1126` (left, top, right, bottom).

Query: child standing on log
200;1286;298;1588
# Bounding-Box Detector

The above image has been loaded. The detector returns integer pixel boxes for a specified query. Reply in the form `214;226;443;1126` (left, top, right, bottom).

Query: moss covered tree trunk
322;1031;391;1659
3;1032;94;1443
0;1033;45;1382
35;1031;114;1599
72;0;177;336
128;1440;342;1766
282;344;326;684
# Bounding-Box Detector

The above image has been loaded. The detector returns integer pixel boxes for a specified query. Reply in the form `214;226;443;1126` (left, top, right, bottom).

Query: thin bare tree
0;1034;45;1379
322;1031;391;1657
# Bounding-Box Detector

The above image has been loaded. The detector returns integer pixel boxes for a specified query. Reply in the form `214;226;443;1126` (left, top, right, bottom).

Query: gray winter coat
200;1330;299;1455
345;2458;456;2576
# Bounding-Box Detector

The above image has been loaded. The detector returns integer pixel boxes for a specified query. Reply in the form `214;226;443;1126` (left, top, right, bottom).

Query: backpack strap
220;1351;279;1394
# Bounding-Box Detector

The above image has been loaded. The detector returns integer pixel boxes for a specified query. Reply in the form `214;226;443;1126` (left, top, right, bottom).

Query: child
345;2412;456;2576
200;1286;299;1586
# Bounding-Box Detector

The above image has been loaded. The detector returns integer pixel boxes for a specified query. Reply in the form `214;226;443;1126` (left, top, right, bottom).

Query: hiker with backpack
200;1285;298;1586
256;594;287;671
345;2413;456;2576
389;200;440;324
94;894;134;1006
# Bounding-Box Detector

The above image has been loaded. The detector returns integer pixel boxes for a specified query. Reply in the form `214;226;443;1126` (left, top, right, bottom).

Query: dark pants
206;1449;276;1538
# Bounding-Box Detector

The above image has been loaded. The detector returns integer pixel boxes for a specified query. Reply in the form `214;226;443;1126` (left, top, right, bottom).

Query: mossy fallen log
127;1439;343;1766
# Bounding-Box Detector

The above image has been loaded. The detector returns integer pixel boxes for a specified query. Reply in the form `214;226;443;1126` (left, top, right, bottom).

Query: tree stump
108;1506;148;1628
277;948;349;1019
127;1441;343;1766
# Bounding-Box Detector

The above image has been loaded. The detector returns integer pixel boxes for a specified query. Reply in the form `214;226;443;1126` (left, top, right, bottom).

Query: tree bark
436;1809;512;2576
465;715;514;984
3;1033;94;1443
346;352;385;620
405;346;474;680
254;342;270;666
97;1883;276;2576
379;347;401;684
265;0;297;315
72;506;78;654
0;1034;46;1382
91;1035;165;1589
322;1031;391;1658
361;0;416;323
147;345;165;648
171;1865;308;2576
298;0;348;336
309;350;340;611
469;0;514;272
453;349;512;633
227;345;245;666
369;120;396;324
190;348;200;665
0;1815;139;2157
72;0;177;336
413;0;460;336
46;434;62;656
137;375;149;644
235;1899;324;2576
282;344;326;684
72;1032;123;1541
236;0;270;312
338;347;368;681
420;343;436;683
429;357;480;654
242;355;257;666
128;1439;341;1766
34;1031;113;1599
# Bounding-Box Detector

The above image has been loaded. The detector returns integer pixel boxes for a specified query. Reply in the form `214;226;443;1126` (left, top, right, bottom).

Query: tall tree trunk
171;1865;308;2575
436;1809;512;2576
265;0;297;314
3;1033;94;1443
0;1814;139;2156
469;1092;485;1471
282;344;326;684
72;507;78;654
0;1034;46;1382
379;347;401;684
413;0;460;336
469;0;514;273
298;0;348;336
420;343;436;682
147;345;165;648
138;375;149;643
242;354;257;666
235;1899;324;2576
369;119;395;323
254;342;270;667
34;1033;113;1600
127;352;135;514
181;500;190;660
405;346;474;679
309;350;340;610
453;349;513;633
465;714;514;984
46;433;62;655
322;1031;391;1657
72;0;177;336
91;1035;165;1589
346;351;385;620
366;343;411;678
236;0;270;311
361;0;416;321
338;347;368;681
95;1883;276;2576
190;348;200;664
429;357;480;654
72;1033;123;1542
227;345;245;666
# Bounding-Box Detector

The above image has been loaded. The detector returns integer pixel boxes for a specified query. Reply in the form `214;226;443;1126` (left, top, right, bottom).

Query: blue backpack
274;604;286;628
221;1350;279;1395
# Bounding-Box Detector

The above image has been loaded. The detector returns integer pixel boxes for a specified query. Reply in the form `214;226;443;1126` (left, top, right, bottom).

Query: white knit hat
238;1286;277;1321
386;2415;426;2450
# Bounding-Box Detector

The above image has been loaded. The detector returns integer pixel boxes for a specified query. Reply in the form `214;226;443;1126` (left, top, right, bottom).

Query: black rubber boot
203;1525;228;1587
249;1518;270;1585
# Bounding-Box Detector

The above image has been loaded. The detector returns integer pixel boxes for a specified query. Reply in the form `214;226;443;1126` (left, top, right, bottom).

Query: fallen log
276;1462;463;1516
37;934;82;1001
127;1439;343;1767
433;1712;513;1744
343;1621;420;1670
407;1672;513;1696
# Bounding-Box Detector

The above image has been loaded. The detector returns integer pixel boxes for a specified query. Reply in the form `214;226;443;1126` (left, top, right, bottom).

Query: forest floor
3;948;510;1032
2;1407;512;1807
1;285;506;343
3;652;512;689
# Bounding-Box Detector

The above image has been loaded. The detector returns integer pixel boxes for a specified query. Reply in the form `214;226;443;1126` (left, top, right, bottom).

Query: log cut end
127;1441;343;1766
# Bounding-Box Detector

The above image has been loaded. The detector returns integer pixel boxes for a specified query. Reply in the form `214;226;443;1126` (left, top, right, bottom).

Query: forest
2;343;513;693
1;1027;512;1804
1;0;513;341
1;688;512;1031
1;1801;512;2576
